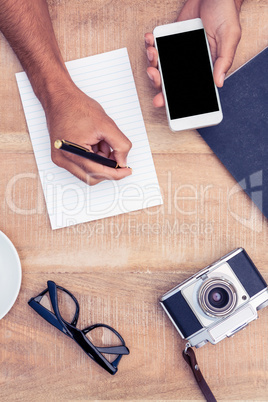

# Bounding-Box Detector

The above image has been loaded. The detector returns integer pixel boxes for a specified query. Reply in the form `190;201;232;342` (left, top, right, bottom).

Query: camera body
160;248;268;348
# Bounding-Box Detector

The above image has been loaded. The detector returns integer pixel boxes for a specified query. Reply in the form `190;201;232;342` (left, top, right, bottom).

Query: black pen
54;139;129;169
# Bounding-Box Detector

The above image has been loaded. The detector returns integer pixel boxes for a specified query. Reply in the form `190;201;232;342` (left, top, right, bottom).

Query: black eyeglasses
28;281;129;375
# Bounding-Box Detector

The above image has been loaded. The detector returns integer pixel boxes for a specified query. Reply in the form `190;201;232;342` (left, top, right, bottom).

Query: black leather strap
183;346;217;402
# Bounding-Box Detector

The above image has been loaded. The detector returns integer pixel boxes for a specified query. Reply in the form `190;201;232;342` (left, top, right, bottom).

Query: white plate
0;231;22;320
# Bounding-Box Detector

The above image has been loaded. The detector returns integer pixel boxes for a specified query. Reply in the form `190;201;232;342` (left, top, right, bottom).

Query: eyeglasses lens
85;326;123;362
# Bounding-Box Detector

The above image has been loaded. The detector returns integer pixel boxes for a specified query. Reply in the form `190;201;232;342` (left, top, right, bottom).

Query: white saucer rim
0;231;22;320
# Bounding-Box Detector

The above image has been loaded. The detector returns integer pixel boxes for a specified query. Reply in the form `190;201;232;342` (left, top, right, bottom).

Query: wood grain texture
0;0;268;400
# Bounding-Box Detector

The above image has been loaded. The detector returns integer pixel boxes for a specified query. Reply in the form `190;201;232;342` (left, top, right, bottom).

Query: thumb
213;25;241;87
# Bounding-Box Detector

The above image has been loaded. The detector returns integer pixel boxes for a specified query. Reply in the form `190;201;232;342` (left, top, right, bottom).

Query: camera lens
198;279;237;317
208;287;229;308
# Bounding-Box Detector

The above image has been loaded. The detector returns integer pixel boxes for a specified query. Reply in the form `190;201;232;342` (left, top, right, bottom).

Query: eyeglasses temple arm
97;345;129;355
47;281;69;330
28;298;68;334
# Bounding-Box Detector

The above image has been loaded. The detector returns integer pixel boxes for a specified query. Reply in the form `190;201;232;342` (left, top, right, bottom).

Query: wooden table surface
0;0;267;400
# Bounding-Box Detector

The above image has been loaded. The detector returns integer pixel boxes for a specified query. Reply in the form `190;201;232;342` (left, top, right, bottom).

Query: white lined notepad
16;48;163;229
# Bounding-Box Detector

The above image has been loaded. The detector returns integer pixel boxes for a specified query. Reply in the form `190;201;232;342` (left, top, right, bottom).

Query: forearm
234;0;244;12
0;0;73;108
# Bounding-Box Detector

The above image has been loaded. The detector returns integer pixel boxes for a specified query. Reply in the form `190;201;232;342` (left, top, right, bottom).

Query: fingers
213;25;241;87
145;32;158;68
147;65;165;107
145;33;165;108
146;46;158;68
92;140;111;158
153;92;165;108
147;66;161;89
52;153;101;186
147;67;165;107
52;150;132;186
144;32;154;48
99;122;132;167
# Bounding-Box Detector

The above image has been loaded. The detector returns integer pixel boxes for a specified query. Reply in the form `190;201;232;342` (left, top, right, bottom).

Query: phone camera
198;278;237;317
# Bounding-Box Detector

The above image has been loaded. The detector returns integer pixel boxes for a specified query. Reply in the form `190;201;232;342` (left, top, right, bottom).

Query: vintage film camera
161;248;268;348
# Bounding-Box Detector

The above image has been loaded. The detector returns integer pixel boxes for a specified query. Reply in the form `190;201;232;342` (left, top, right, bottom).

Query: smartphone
153;18;223;132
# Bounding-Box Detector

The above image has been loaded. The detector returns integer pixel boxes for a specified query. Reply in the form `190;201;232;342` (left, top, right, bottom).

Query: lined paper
16;48;163;229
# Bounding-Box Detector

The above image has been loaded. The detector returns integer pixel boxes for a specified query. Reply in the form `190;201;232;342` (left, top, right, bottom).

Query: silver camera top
160;248;268;348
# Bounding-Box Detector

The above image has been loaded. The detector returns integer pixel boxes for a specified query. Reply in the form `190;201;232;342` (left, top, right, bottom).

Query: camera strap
183;344;217;402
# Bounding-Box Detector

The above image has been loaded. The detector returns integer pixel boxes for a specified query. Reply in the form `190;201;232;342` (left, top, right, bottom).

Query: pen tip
54;140;62;149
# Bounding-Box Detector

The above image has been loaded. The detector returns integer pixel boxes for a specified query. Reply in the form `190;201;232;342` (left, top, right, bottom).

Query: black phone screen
156;29;219;120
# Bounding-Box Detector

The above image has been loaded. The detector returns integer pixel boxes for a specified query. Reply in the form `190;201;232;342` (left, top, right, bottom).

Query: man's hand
47;83;132;185
0;0;132;185
145;0;243;108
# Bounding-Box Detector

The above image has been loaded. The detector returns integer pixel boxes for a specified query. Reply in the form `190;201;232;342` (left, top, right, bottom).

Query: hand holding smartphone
153;18;222;132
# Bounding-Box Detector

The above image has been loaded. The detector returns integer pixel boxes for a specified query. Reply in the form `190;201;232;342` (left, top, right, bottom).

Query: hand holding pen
48;88;132;186
54;139;131;169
